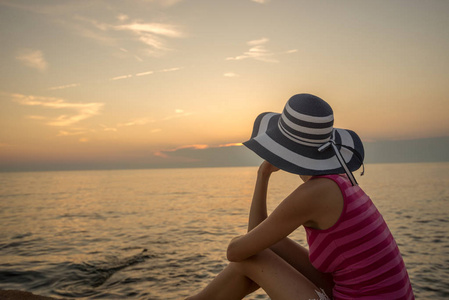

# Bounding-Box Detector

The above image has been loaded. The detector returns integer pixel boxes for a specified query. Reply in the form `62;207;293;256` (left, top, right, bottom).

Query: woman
187;94;414;300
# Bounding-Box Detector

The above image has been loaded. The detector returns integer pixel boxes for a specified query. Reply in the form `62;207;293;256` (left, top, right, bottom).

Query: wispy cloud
136;71;154;76
140;0;185;8
223;72;240;78
57;129;89;137
2;2;184;58
160;67;182;72
48;83;80;91
251;0;270;3
113;20;184;55
111;74;133;81
100;124;118;132
115;22;182;38
161;108;193;121
117;14;129;22
12;93;104;127
153;143;244;159
0;1;94;15
226;38;277;63
247;37;269;46
101;108;190;133
72;15;184;56
227;38;297;63
219;142;244;147
154;144;209;158
110;66;181;81
16;49;48;71
117;118;153;127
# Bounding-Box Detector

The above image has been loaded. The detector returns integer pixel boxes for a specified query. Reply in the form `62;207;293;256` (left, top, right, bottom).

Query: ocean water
0;163;448;299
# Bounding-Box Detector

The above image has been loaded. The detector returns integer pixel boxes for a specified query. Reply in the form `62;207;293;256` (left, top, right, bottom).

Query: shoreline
0;290;61;300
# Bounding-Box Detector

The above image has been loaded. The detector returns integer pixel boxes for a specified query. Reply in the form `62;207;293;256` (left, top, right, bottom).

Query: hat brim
243;112;364;175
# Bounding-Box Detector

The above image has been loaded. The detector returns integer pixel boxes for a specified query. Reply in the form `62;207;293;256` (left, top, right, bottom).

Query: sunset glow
1;0;448;171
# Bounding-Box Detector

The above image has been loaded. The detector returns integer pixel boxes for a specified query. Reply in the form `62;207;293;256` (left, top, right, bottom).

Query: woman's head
243;94;364;185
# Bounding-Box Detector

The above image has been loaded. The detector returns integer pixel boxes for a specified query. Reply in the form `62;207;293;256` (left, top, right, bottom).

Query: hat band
253;127;354;171
284;101;334;124
318;130;359;186
278;121;331;147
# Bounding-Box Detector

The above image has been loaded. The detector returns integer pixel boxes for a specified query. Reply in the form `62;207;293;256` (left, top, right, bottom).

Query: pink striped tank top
305;175;414;299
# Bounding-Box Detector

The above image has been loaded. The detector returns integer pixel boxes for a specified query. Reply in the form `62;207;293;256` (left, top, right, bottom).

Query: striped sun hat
243;94;365;185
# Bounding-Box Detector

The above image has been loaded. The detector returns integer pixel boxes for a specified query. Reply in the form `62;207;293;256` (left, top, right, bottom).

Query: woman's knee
229;249;273;275
227;261;260;294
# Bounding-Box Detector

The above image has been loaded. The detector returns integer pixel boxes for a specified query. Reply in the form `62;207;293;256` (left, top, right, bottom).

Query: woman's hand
258;161;280;176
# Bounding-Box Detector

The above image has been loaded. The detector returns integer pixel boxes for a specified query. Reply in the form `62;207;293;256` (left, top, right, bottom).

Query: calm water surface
0;163;448;299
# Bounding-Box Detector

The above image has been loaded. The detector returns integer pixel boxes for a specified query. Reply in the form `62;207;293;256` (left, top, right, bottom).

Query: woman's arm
247;161;279;232
227;176;341;262
228;181;317;262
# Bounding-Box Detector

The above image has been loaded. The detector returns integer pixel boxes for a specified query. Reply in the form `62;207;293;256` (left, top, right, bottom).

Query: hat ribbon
317;140;364;186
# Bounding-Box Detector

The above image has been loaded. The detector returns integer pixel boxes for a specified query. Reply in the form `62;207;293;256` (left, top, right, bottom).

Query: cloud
26;115;47;121
154;143;243;158
226;38;297;63
48;83;80;90
110;66;181;80
57;129;88;137
100;117;156;133
100;124;118;132
146;0;184;6
162;109;193;121
117;14;129;22
3;2;184;57
0;1;93;15
113;21;184;55
251;0;269;3
111;74;133;81
16;49;48;71
219;143;244;147
100;108;189;133
154;144;209;158
223;72;239;78
12;93;104;127
115;22;182;38
226;38;278;63
117;118;153;127
136;71;154;76
137;0;185;8
153;143;261;167
66;13;184;57
247;37;269;46
159;67;182;72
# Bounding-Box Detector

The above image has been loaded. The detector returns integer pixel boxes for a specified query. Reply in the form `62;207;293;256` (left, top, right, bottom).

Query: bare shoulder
293;176;341;198
293;177;344;230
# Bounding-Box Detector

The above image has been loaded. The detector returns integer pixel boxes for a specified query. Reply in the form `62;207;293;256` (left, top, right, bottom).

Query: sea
0;163;448;299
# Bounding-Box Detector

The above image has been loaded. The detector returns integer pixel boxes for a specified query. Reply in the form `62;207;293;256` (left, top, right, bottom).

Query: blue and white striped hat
243;94;365;185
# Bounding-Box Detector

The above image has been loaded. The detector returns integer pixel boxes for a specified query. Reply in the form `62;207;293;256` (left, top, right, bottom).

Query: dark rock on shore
0;290;62;300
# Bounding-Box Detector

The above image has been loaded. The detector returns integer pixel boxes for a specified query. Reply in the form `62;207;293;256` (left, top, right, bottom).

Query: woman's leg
270;237;334;297
187;248;326;300
236;249;328;300
186;263;259;300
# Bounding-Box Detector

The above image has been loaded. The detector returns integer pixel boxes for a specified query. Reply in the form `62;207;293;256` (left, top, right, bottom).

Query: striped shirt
305;175;414;299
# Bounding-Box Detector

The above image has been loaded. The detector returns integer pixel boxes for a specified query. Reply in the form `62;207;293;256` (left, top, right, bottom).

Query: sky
0;0;448;171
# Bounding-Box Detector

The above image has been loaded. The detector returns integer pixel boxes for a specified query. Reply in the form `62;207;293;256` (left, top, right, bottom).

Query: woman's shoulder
298;176;345;230
304;175;344;193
